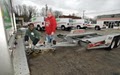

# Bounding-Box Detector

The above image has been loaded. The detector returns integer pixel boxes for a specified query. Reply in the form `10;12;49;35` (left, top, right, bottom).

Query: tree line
13;5;63;22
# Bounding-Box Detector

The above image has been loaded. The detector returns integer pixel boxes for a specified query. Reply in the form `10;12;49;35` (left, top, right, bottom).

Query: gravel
28;28;120;75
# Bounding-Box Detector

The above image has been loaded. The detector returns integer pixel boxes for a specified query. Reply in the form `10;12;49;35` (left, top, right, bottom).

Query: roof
59;15;81;19
97;13;120;20
97;18;120;21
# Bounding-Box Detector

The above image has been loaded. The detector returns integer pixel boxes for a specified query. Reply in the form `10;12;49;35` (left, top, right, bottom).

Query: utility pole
83;10;85;19
45;4;48;17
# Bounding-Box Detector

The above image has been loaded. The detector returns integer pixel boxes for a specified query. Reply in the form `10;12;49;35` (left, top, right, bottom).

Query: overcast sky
13;0;120;18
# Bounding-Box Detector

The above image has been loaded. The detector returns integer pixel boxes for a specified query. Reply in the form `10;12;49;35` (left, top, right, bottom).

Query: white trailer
80;33;120;50
30;16;45;31
56;18;73;30
56;30;120;50
25;29;120;54
72;19;87;29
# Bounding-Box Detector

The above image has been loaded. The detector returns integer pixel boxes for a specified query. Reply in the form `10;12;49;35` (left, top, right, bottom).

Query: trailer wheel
115;37;120;47
107;38;116;50
78;40;81;46
117;39;120;46
95;26;101;30
111;41;115;49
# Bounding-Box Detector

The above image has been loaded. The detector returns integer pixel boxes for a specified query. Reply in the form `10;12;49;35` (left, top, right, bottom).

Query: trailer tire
117;39;120;47
95;26;101;30
115;36;120;47
78;40;81;46
107;38;116;50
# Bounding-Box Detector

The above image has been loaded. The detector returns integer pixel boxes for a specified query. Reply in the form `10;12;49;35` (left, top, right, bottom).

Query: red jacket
45;16;57;35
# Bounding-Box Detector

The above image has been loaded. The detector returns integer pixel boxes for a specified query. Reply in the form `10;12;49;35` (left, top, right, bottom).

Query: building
97;13;120;28
59;15;81;19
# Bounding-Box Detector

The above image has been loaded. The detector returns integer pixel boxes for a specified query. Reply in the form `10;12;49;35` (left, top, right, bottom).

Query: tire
117;39;120;47
115;37;120;48
78;40;81;46
61;26;65;30
107;38;116;50
77;25;81;29
95;26;101;30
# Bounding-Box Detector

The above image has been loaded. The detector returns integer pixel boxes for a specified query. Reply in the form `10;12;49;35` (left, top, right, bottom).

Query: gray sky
13;0;120;18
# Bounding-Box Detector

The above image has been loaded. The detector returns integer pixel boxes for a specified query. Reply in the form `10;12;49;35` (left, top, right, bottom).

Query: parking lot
29;28;120;75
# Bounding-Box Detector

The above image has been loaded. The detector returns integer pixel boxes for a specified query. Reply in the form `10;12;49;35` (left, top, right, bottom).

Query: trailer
57;29;120;50
24;29;120;55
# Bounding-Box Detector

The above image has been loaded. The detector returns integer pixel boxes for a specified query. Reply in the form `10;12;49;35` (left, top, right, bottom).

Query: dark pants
24;35;39;45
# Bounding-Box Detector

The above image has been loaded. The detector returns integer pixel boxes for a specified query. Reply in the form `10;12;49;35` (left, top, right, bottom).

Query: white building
97;14;120;28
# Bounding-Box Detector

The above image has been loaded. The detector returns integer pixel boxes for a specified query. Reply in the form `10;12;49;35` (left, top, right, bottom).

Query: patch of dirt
28;29;120;75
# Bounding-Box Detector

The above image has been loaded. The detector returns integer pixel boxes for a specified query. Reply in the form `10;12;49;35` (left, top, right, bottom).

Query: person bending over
24;23;41;48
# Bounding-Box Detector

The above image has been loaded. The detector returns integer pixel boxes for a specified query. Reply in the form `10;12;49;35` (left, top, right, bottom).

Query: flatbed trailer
56;29;120;50
24;29;120;55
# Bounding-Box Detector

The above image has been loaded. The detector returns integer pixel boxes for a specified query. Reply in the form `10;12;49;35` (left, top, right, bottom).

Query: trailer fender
105;35;114;46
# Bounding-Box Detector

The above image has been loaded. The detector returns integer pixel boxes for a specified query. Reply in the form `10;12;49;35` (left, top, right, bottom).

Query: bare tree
28;6;38;21
40;7;53;17
40;7;46;16
49;8;52;13
14;5;23;16
13;5;37;22
72;13;75;16
54;10;63;18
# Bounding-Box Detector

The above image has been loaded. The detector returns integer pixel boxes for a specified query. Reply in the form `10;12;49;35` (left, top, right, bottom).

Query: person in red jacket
45;11;57;44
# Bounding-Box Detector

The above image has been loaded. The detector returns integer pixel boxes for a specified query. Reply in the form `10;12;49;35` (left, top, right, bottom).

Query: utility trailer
79;33;120;50
55;29;120;50
25;29;120;55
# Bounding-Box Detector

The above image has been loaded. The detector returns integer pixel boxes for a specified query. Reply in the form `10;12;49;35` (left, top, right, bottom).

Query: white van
56;18;73;30
72;19;87;29
30;16;45;31
87;21;106;30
